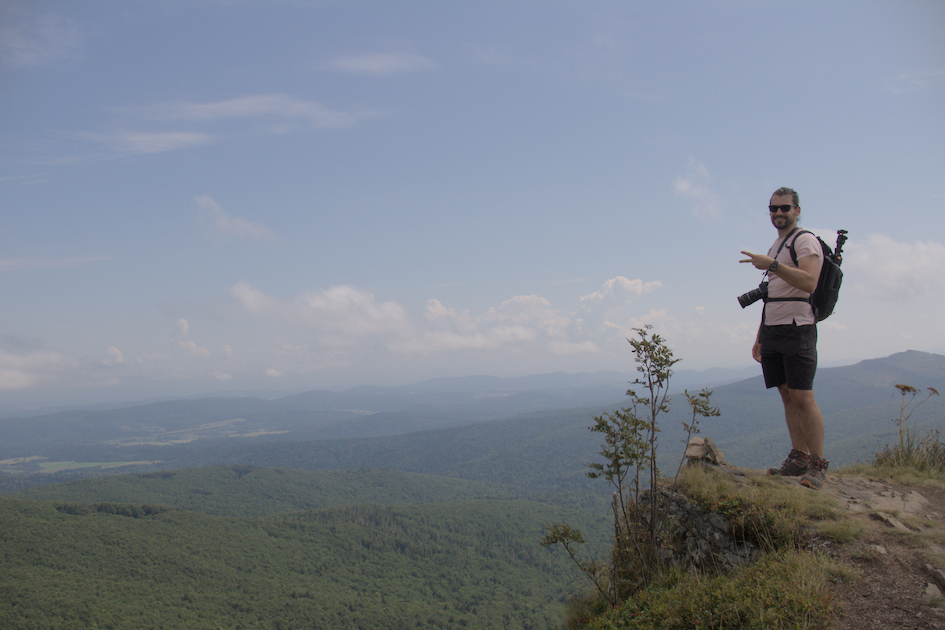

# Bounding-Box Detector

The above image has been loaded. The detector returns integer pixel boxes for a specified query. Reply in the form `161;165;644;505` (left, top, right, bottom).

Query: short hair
772;187;799;206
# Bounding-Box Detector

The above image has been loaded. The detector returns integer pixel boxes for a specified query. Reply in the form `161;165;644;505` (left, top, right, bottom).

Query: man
739;187;828;489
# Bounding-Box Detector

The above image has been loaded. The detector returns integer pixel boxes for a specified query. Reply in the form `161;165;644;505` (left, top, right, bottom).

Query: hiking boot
767;449;811;477
800;457;829;490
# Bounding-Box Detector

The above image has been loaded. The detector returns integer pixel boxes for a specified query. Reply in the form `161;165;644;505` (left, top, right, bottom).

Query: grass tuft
585;550;838;630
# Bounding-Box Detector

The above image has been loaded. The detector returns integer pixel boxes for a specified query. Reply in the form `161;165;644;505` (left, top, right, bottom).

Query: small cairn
684;436;726;467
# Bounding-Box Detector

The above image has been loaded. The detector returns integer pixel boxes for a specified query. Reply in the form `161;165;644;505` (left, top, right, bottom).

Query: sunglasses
768;204;797;213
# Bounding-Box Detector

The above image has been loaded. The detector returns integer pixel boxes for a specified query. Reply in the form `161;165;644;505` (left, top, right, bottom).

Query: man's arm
739;251;820;293
752;324;762;363
774;254;820;293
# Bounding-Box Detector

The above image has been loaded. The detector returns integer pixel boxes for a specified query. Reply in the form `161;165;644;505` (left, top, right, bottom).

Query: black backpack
781;229;847;321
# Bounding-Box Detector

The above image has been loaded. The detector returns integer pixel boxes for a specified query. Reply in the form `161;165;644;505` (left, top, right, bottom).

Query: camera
738;281;768;309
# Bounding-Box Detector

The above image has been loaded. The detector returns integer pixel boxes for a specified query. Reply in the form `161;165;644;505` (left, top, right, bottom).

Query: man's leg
777;385;824;458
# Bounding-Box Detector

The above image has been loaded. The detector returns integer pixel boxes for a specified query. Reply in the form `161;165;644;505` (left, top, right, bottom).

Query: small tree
892;384;940;452
672;388;721;487
544;326;722;605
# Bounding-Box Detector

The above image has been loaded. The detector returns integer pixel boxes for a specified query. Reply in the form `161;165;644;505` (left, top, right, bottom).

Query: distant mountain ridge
1;351;942;482
0;366;758;459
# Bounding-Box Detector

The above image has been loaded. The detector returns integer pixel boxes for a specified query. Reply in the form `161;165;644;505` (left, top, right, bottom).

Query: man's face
769;193;799;230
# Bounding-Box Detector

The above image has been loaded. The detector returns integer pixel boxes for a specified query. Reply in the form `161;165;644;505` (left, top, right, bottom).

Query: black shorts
760;324;818;390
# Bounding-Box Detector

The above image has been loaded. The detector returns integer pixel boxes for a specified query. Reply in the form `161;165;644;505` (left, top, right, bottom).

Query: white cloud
196;196;280;244
175;319;210;357
79;95;367;158
295;286;409;336
76;130;213;154
145;94;363;129
179;340;210;357
175;319;189;339
117;131;212;154
103;346;124;365
231;282;274;313
326;52;436;75
0;349;76;391
674;159;723;219
580;276;663;307
0;12;80;68
265;368;284;378
885;69;945;94
232;282;409;343
843;234;945;300
229;276;666;361
602;308;670;340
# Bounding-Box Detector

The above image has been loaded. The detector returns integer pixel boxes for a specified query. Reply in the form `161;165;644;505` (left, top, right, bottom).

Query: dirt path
719;466;945;629
822;473;945;630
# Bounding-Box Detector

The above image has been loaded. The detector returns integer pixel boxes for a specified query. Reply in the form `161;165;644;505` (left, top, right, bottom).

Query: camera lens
737;282;768;309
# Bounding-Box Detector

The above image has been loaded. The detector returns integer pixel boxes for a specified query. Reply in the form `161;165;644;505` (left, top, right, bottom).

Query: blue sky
2;1;944;411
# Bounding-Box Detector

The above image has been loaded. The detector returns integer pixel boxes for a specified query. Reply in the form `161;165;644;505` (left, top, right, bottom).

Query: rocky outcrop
646;488;760;572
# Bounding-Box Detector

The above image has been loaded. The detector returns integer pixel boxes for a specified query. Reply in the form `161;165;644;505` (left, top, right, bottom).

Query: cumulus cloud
580;276;663;308
229;275;666;363
230;282;274;313
674;159;723;219
175;319;210;357
231;282;409;351
295;286;408;336
196;196;280;244
843;234;945;300
326;52;436;75
103;346;124;365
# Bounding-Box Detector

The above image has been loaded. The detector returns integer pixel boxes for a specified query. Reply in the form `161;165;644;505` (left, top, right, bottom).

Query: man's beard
771;213;797;230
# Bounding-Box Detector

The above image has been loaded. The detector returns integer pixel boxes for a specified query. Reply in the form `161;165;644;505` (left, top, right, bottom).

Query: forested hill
0;367;756;457
12;466;532;517
1;350;942;486
0;494;604;629
2;351;942;629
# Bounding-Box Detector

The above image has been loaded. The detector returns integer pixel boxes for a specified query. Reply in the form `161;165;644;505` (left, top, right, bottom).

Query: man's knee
787;387;818;412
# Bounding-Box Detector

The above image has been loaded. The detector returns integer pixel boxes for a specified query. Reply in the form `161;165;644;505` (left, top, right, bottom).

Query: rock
926;565;945;591
641;488;757;572
870;512;914;533
685;436;726;466
925;583;943;604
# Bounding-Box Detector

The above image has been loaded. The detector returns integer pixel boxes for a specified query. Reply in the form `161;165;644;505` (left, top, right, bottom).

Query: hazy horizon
7;347;945;417
3;3;944;412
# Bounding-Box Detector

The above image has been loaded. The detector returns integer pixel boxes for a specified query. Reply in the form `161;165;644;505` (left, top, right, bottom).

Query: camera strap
761;227;800;285
761;227;801;322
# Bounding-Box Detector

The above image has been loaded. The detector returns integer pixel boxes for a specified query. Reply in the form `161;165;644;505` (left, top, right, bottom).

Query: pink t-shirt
764;231;823;326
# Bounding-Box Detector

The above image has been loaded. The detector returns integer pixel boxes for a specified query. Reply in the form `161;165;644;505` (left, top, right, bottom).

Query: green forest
2;351;943;628
1;467;610;629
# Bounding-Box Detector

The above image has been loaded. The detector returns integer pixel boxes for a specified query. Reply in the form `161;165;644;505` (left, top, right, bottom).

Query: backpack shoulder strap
786;229;813;267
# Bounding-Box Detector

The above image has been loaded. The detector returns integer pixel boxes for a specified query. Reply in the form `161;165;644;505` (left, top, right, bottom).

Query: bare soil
820;476;945;630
